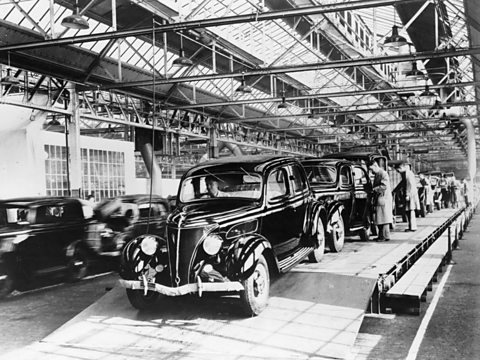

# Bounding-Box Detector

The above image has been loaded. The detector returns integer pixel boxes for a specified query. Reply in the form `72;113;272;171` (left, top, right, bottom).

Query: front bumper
118;278;244;297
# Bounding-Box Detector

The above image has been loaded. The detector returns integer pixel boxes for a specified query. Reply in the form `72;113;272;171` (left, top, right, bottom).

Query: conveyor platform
1;208;469;360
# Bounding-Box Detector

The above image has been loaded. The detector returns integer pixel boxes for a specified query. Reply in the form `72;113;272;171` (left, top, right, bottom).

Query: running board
278;247;312;273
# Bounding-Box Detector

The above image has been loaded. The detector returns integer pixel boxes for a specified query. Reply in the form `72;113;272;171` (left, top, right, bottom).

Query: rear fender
326;203;344;233
301;202;325;247
226;234;271;281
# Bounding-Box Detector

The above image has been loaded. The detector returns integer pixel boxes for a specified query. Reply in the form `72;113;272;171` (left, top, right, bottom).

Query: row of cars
0;194;170;298
0;154;377;315
118;154;376;315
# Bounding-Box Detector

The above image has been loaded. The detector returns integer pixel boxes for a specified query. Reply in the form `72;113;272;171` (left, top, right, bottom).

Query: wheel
308;217;325;263
327;215;345;252
126;288;159;310
0;273;14;299
67;247;89;282
240;254;270;316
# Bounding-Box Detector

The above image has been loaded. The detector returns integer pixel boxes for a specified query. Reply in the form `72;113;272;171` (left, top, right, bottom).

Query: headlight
203;234;223;256
140;236;158;256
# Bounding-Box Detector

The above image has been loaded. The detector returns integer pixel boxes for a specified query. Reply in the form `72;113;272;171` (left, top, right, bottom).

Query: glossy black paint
0;197;92;292
301;158;373;234
120;155;324;291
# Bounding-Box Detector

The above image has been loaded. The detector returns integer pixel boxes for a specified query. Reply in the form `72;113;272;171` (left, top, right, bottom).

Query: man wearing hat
395;162;420;232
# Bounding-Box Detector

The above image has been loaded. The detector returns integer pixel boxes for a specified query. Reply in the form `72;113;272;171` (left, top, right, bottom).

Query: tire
67;247;89;282
327;215;345;252
308;217;325;263
126;288;159;310
0;273;14;299
240;254;270;316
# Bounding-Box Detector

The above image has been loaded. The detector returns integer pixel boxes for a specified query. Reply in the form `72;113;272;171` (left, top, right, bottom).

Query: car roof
0;196;79;207
301;158;352;166
183;155;298;177
108;194;167;204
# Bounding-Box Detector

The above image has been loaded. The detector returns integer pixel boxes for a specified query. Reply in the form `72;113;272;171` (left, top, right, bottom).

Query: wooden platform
1;208;464;360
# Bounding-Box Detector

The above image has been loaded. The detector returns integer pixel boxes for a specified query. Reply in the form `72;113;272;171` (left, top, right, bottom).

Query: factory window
81;149;126;201
44;144;69;196
45;145;126;200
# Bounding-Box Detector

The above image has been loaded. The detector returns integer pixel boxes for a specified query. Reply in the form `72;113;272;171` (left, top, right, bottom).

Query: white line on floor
405;264;453;360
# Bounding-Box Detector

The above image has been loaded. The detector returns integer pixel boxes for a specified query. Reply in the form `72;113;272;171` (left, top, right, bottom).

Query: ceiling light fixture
1;52;20;85
173;32;193;67
61;0;89;30
236;74;252;93
383;25;407;49
278;95;288;109
418;84;438;107
406;61;425;79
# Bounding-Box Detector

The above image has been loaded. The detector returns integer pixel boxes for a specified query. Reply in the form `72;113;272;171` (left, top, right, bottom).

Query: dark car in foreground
89;194;170;257
301;158;373;246
0;197;93;297
119;155;326;316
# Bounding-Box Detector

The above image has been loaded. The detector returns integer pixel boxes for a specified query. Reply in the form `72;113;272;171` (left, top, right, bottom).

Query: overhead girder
102;46;480;90
166;80;479;110
0;0;424;53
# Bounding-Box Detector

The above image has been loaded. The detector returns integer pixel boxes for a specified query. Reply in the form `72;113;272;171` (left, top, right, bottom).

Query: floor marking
405;264;453;360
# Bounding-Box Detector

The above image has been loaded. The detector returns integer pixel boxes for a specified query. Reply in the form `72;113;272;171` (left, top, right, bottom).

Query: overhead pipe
461;118;477;183
221;101;479;124
0;0;423;53
165;80;480;110
199;140;243;162
140;143;162;195
104;47;480;90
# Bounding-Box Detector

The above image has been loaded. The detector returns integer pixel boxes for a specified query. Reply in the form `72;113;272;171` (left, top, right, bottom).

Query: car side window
340;166;352;186
266;168;288;201
353;166;369;188
36;205;63;224
290;165;307;193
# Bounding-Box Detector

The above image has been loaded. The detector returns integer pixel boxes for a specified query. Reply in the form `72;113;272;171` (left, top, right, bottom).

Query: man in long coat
368;159;393;241
396;163;420;231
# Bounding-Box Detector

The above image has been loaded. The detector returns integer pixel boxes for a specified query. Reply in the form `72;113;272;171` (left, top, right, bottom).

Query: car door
338;164;355;229
351;165;371;227
261;166;295;256
287;164;309;243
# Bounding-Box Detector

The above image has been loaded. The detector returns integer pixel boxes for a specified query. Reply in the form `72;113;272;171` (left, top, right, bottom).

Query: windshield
179;171;262;202
304;165;337;184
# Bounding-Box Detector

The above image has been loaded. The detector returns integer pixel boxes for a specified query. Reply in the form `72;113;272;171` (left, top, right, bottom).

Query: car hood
169;200;260;227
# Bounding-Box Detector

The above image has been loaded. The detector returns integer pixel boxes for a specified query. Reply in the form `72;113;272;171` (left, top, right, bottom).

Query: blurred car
88;194;170;257
118;155;326;316
0;196;94;297
301;158;373;245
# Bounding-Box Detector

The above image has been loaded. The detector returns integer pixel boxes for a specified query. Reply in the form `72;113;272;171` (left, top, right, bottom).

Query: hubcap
253;268;266;296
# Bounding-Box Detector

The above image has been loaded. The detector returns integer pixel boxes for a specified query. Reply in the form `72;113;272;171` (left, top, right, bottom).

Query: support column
461;118;476;185
68;83;82;197
209;122;219;159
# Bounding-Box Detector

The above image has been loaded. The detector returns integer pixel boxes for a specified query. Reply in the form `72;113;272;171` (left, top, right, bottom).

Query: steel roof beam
166;79;480;110
101;46;480;90
0;0;423;53
220;100;479;123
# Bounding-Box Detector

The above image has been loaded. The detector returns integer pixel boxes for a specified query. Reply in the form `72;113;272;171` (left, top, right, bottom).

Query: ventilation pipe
200;140;243;162
140;142;162;195
460;118;476;184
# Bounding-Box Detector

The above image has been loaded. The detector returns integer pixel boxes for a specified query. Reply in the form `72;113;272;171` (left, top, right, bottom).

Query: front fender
226;234;271;281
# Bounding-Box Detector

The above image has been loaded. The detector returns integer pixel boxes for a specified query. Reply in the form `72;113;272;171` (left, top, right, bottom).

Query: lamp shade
406;61;425;79
384;25;407;48
172;49;193;67
236;79;252;93
61;13;89;30
418;85;438;107
278;97;288;109
1;68;20;85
